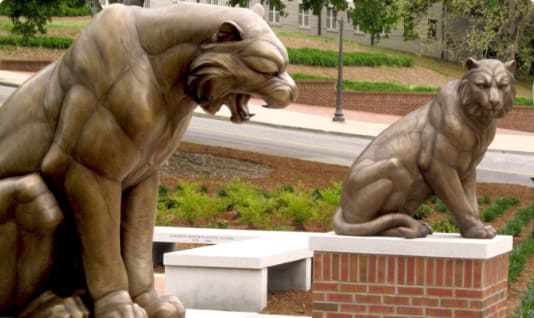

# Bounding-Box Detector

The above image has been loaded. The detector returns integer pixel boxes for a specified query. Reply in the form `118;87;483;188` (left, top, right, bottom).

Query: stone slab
309;232;513;259
153;226;312;245
164;237;312;269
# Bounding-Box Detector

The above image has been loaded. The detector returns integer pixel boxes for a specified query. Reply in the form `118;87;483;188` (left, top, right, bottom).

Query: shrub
509;240;534;283
515;280;534;318
430;219;459;233
413;204;433;220
498;204;534;236
515;96;533;106
310;182;341;231
311;182;342;206
496;197;520;209
481;197;520;222
0;35;73;48
287;47;414;67
477;195;491;205
237;196;276;229
169;182;220;226
158;184;169;197
218;179;275;228
218;179;263;211
481;205;504;222
343;80;437;93
52;4;90;17
312;201;336;231
435;198;449;213
276;189;314;230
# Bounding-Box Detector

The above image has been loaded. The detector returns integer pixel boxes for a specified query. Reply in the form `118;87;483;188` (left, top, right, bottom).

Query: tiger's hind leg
336;158;432;238
0;174;70;315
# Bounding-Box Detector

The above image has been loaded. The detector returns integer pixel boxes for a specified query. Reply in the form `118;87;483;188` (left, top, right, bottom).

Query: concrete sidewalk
2;70;533;155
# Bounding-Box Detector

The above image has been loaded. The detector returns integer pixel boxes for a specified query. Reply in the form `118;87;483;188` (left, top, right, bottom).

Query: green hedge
0;35;73;48
52;5;90;17
515;96;533;106
343;80;437;93
287;47;414;67
291;73;437;93
0;4;89;17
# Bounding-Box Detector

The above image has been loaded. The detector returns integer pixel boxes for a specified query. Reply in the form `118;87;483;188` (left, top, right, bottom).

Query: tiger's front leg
460;172;496;238
424;163;495;239
58;160;147;318
122;173;185;318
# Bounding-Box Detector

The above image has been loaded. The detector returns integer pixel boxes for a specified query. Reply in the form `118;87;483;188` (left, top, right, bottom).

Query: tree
86;0;145;15
226;0;288;17
400;0;534;71
350;0;400;45
300;0;348;35
0;0;61;38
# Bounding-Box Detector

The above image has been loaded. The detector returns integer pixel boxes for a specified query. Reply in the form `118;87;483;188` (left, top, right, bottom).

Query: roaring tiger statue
0;3;296;318
334;58;515;239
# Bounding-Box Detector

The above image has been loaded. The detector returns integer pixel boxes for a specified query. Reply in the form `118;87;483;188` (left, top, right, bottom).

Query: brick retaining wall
296;80;534;133
309;234;512;318
312;252;508;318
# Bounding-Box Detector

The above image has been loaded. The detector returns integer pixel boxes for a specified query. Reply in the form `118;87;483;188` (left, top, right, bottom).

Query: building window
206;0;219;4
326;8;337;30
298;5;310;28
427;19;437;39
269;4;280;24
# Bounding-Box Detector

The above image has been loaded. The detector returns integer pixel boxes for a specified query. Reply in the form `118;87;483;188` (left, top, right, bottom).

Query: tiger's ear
215;21;243;42
251;3;265;17
465;58;479;70
504;60;516;73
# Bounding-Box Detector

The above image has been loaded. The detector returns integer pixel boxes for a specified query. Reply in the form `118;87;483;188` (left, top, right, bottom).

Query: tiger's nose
262;72;298;109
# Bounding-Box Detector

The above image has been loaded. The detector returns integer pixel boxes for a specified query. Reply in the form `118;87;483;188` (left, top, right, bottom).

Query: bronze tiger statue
0;3;296;318
334;58;515;239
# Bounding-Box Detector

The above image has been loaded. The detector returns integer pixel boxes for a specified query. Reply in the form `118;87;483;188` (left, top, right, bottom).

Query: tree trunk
370;34;375;46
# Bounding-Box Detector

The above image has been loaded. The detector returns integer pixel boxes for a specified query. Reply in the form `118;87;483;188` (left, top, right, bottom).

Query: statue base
309;233;512;318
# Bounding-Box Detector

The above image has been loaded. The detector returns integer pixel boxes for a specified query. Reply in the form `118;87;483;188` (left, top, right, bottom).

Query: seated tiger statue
333;58;515;239
0;3;296;318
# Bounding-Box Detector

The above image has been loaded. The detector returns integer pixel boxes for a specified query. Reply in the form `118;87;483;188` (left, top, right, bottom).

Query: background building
146;0;445;59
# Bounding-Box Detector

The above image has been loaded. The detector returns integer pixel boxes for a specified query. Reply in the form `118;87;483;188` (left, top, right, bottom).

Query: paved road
185;116;534;188
1;85;533;187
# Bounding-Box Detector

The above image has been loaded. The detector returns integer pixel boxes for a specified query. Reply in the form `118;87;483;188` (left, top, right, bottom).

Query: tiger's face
186;14;297;123
459;58;516;121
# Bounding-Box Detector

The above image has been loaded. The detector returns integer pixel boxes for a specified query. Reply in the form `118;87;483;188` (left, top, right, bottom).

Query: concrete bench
163;236;312;312
153;226;310;244
152;226;266;265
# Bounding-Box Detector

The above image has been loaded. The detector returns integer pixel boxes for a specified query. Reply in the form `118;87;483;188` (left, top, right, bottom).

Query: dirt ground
164;142;534;317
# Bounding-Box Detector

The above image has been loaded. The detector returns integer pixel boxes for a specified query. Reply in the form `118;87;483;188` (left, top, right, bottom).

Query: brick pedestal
309;233;513;318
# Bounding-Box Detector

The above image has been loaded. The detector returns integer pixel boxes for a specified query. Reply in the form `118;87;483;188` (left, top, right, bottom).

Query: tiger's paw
462;224;496;239
94;290;147;318
135;290;185;318
20;291;89;318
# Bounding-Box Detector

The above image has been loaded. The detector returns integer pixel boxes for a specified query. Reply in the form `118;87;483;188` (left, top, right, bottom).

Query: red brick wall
312;251;509;318
296;80;534;133
295;81;337;107
0;60;52;72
